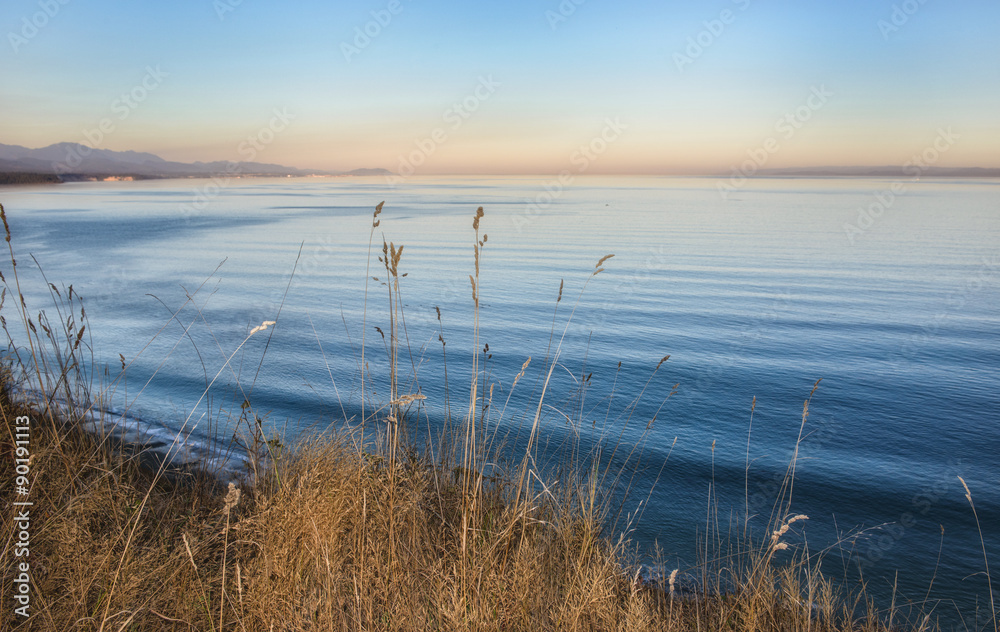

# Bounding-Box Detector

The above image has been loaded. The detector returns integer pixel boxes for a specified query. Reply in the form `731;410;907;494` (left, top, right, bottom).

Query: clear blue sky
2;0;998;173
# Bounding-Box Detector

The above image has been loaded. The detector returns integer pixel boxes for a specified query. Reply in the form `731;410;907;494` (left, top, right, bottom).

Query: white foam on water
18;386;258;481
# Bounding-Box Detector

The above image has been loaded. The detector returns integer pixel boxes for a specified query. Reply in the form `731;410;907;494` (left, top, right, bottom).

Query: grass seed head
224;483;241;512
1;203;10;242
958;475;972;502
249;320;277;336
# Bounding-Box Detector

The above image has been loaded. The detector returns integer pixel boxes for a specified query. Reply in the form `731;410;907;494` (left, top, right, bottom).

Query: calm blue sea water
2;176;998;627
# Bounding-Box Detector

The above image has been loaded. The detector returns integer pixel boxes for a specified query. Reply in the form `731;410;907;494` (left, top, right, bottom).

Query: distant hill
344;167;394;176
0;171;62;185
752;165;1000;178
0;143;390;182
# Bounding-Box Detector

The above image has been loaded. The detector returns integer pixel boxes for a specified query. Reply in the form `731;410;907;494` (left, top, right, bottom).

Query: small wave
18;387;255;481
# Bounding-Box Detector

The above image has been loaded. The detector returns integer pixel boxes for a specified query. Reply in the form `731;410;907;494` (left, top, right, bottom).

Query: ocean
2;175;997;627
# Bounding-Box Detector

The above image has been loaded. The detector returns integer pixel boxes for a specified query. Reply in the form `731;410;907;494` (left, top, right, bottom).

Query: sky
2;0;998;174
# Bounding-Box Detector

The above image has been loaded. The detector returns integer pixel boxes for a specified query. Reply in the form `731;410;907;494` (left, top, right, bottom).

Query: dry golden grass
0;382;906;632
0;201;963;631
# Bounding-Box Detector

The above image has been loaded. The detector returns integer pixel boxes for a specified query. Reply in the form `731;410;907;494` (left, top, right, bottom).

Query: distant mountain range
0;142;392;181
2;143;997;182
